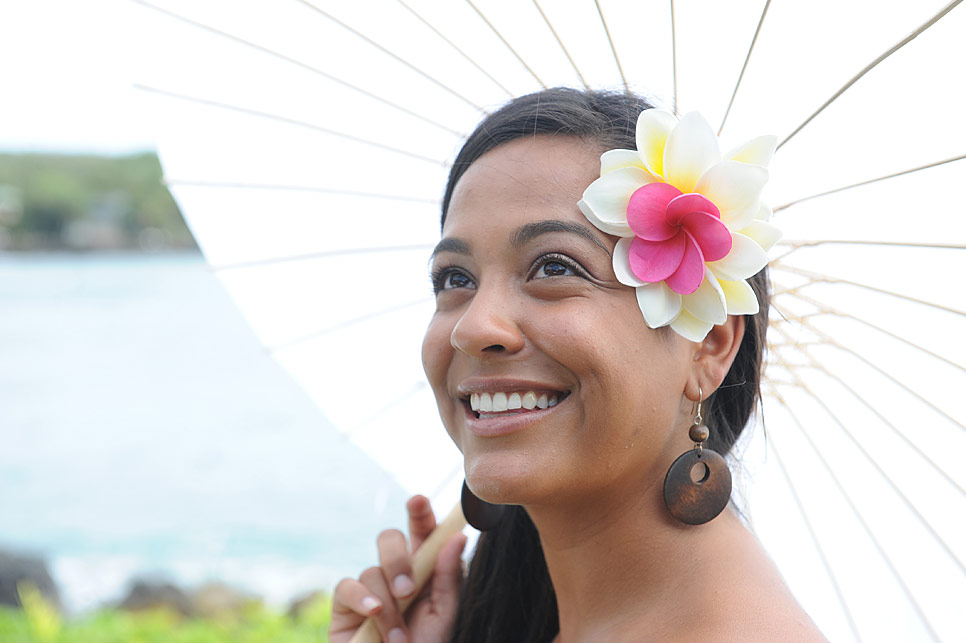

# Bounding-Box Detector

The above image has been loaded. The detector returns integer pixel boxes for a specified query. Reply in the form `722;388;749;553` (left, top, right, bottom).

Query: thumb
429;531;468;615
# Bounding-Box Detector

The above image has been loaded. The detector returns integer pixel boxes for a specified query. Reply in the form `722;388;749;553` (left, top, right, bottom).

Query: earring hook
694;385;703;426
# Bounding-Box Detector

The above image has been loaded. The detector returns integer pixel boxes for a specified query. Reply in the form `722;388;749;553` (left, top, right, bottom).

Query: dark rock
287;589;326;619
117;579;192;617
0;550;62;610
190;581;260;620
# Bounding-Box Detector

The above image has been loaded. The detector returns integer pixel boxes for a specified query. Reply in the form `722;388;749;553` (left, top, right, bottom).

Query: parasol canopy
133;1;966;640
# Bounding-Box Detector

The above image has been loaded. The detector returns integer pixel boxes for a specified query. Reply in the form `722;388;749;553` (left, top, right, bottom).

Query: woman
331;88;826;642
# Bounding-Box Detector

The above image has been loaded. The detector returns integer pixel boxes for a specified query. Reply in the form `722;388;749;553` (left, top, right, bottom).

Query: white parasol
132;0;966;640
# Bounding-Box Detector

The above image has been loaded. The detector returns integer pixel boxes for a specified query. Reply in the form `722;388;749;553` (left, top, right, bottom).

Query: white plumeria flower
577;110;780;342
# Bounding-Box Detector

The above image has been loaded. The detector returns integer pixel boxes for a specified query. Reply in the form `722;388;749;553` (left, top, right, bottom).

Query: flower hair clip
577;110;781;342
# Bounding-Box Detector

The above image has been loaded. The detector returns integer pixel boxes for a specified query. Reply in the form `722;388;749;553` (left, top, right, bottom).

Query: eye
538;261;573;277
431;266;476;294
531;253;586;280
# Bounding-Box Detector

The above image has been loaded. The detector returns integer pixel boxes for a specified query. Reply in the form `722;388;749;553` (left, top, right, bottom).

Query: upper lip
456;378;569;400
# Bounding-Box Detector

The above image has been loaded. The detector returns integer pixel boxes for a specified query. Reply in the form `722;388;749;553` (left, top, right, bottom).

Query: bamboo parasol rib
774;154;966;212
294;0;487;111
532;0;589;89
761;412;862;642
132;0;467;136
718;0;772;135
465;0;546;88
778;0;965;149
770;288;965;373
765;369;942;641
135;84;448;165
210;245;436;273
592;0;628;91
163;180;441;205
395;0;515;97
768;320;965;569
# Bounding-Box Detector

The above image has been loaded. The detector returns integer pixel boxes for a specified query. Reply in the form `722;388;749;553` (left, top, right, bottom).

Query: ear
684;315;745;402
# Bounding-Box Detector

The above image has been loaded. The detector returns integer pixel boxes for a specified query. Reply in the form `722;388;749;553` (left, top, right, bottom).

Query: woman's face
422;135;697;507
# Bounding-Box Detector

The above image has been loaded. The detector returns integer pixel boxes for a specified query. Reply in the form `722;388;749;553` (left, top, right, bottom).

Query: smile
464;388;570;423
470;390;560;414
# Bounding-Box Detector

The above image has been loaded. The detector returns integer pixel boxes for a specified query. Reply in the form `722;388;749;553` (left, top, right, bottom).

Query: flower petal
694;160;768;231
666;192;720;225
680;211;732;261
612;237;646;287
628;234;686;283
665;232;705;294
635;109;677;178
663;112;720;193
669;309;714;342
627;182;681;240
724;135;778;167
756;202;773;221
707;232;768;281
578;167;656;236
719;278;760;315
682;267;727;324
601;149;647;175
738;219;782;252
635;282;682;328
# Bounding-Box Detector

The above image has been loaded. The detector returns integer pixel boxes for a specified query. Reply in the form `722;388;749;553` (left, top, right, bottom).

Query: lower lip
463;398;565;437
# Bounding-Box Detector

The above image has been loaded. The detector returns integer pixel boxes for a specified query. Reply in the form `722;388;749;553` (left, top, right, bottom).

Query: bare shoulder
676;604;828;643
667;516;829;642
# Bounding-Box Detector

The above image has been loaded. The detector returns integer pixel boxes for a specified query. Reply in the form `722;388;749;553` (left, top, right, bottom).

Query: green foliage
16;583;62;642
0;152;195;250
0;591;332;643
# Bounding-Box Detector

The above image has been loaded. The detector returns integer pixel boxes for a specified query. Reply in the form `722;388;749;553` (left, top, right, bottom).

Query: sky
1;0;156;154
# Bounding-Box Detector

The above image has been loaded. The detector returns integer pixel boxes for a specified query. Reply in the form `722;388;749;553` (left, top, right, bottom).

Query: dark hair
441;87;770;643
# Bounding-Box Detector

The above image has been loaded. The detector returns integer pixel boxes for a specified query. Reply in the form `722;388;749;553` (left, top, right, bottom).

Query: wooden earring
663;388;732;525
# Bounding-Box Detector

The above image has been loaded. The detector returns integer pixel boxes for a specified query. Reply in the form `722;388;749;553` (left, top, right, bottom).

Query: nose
450;284;525;357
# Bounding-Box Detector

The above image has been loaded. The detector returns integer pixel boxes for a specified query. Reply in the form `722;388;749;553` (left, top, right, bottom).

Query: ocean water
0;252;410;612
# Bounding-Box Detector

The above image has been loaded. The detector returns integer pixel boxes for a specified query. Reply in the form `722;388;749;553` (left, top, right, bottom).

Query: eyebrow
430;237;470;259
511;220;611;255
430;219;611;261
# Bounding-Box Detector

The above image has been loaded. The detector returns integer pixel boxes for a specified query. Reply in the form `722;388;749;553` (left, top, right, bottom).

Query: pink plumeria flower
577;110;781;341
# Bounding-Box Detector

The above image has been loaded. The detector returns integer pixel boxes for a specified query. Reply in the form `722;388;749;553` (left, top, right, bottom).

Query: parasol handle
348;502;467;643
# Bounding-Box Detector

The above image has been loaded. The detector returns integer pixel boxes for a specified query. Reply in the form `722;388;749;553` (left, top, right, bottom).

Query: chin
463;452;554;506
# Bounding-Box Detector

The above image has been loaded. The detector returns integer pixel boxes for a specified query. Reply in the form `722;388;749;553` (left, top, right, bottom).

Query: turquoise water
0;252;409;612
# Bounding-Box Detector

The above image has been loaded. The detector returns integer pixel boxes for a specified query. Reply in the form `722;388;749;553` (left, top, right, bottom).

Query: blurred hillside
0;153;195;251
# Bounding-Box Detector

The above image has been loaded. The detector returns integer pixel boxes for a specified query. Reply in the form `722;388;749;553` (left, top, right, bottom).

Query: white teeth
522;391;537;410
468;390;563;415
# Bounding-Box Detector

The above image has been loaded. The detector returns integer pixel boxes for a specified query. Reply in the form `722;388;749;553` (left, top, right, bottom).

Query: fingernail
361;596;381;613
388;628;408;643
393;574;415;597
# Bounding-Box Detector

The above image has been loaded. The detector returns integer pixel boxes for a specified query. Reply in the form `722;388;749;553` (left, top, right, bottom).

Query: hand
330;495;468;643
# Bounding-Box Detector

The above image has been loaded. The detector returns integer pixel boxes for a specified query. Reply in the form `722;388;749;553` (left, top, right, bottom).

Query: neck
526;478;744;642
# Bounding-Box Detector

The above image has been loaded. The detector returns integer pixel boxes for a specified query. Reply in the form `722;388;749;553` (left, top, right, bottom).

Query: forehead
444;136;603;232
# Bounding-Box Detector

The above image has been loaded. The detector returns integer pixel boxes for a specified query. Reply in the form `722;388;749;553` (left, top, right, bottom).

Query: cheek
422;311;462;442
533;294;644;370
421;313;451;390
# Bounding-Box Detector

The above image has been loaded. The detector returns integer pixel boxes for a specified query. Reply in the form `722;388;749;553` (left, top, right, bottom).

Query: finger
377;529;416;599
329;577;383;639
407;495;437;552
429;532;468;618
359;566;409;643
